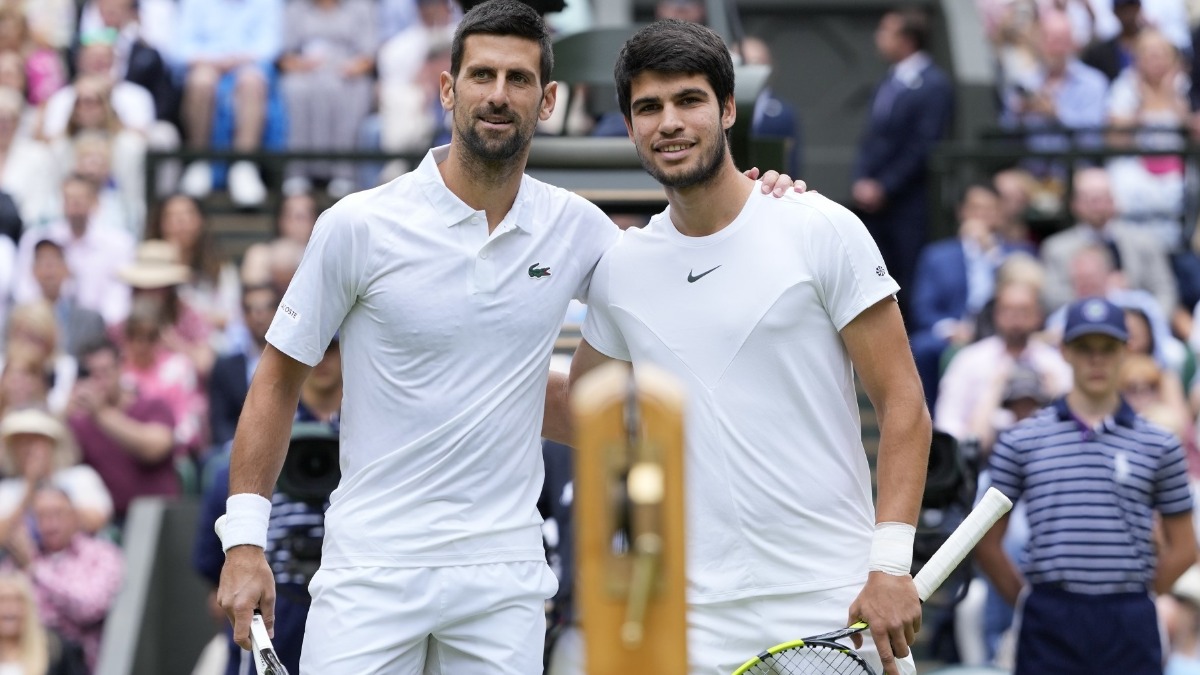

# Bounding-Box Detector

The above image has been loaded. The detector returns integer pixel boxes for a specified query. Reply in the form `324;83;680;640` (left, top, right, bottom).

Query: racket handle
215;515;280;674
912;487;1012;601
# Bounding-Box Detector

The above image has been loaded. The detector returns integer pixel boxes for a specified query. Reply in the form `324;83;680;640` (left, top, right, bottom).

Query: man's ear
722;93;737;131
539;80;559;121
439;71;455;111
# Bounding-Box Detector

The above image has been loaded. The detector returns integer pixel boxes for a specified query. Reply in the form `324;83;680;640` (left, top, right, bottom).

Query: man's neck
67;218;89;238
1066;389;1121;427
666;163;756;238
300;385;341;421
439;146;526;233
1002;336;1029;357
890;48;918;67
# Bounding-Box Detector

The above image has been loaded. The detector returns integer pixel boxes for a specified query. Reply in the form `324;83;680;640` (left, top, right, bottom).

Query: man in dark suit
29;237;106;359
208;284;279;447
1082;0;1143;82
852;6;954;320
76;0;180;124
741;36;802;176
909;183;1019;406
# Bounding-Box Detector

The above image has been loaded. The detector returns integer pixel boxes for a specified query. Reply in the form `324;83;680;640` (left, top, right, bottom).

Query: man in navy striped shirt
976;296;1197;675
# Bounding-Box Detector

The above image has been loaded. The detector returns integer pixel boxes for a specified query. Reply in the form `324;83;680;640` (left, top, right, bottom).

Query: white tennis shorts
549;583;917;675
299;561;558;674
690;583;918;675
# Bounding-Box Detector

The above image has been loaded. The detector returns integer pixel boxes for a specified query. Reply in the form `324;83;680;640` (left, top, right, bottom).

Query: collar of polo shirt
415;145;540;235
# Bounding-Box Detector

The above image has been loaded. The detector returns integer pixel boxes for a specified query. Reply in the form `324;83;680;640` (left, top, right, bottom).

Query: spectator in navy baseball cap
1062;296;1129;343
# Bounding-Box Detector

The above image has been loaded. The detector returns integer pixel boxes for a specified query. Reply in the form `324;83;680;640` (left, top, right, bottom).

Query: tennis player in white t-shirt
214;2;799;672
550;20;932;675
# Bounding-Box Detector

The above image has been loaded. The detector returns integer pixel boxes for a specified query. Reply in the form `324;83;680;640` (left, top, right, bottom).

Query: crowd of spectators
909;2;1200;670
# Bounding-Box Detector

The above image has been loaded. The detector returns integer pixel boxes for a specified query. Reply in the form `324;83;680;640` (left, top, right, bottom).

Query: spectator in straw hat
0;408;112;533
115;239;214;379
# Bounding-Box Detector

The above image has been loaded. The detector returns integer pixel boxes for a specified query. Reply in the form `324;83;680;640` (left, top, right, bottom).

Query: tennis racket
214;514;290;675
732;487;1013;675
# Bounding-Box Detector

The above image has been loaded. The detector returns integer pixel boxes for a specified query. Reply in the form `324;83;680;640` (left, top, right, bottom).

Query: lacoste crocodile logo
528;263;551;278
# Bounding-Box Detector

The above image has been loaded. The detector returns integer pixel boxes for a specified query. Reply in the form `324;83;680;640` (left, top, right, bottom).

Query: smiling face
441;34;555;166
625;71;733;190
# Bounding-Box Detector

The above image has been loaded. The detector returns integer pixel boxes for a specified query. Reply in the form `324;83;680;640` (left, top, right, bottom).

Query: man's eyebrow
633;87;710;108
631;94;662;109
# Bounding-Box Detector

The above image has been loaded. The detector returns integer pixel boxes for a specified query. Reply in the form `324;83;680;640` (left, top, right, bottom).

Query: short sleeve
580;253;631;362
571;204;621;304
987;430;1025;503
1154;436;1193;516
266;202;369;366
807;198;900;330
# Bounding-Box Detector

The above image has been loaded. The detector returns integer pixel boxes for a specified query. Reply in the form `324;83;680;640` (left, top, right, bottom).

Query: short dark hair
78;337;119;363
958;181;1000;206
31;237;64;257
63;173;99;195
892;6;931;52
450;0;554;87
614;19;735;122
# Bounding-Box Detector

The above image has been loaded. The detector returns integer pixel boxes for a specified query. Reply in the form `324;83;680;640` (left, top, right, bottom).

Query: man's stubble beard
638;127;728;190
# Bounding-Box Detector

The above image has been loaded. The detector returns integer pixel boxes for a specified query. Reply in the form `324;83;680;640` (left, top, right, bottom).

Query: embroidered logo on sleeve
280;303;301;322
876;266;887;277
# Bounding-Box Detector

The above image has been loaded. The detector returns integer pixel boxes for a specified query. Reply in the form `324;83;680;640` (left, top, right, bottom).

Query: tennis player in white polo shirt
214;2;799;672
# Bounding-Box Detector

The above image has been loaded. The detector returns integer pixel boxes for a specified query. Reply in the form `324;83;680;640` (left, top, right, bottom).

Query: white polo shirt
583;189;899;603
266;146;619;569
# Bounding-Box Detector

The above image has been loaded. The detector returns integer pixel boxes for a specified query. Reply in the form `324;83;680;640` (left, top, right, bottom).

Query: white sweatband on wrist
222;493;272;552
868;521;916;576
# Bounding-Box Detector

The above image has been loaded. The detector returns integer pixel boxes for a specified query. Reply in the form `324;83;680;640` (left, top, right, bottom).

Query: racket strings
744;642;875;675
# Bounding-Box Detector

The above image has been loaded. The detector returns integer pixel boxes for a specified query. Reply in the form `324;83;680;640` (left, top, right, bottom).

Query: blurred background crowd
1;0;1200;673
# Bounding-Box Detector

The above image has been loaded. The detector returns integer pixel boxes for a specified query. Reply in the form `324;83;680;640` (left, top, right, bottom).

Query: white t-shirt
582;189;899;604
266;145;619;569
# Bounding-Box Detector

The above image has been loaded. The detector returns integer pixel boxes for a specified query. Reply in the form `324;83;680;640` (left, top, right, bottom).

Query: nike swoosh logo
687;265;721;283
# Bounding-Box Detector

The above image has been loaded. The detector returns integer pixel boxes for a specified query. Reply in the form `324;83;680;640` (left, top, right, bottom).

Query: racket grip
912;487;1012;601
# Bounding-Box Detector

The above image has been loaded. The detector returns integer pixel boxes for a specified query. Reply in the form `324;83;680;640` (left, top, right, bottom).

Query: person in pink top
1;485;123;671
120;297;206;456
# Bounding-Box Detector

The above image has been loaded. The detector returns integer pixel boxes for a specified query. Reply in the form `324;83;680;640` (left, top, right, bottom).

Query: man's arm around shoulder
218;344;311;650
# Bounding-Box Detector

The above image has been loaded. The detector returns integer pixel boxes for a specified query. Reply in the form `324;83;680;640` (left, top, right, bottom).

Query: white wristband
222;493;272;552
868;521;915;577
